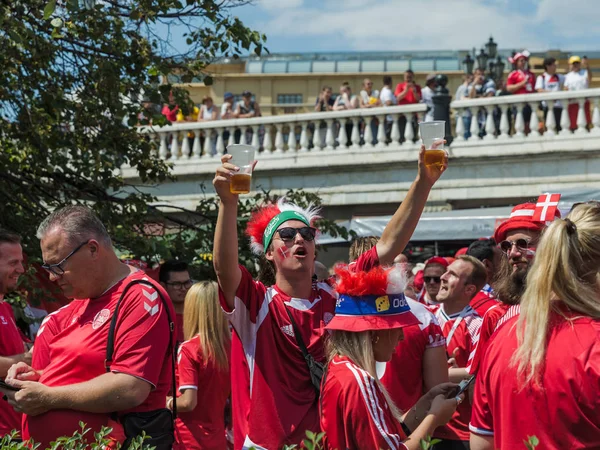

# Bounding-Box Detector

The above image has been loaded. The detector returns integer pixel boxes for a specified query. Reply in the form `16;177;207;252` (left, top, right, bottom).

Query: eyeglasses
165;279;194;290
499;238;530;254
276;227;317;242
424;276;441;284
41;241;89;277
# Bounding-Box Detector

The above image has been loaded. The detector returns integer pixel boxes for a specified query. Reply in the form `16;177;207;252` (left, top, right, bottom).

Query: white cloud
252;0;599;51
258;0;304;10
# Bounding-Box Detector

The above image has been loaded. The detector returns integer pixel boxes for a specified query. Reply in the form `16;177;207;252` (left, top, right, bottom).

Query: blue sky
228;0;600;53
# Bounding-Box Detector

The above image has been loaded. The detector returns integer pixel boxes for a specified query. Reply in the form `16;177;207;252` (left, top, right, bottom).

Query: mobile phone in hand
0;378;20;392
455;376;475;398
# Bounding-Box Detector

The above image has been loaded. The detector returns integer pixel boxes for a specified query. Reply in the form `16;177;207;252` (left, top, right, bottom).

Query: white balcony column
403;115;414;145
529;102;540;137
181;133;191;159
454;109;465;142
337;120;349;148
325;120;336;151
170;132;180;160
227;128;235;147
364;117;375;148
514;103;525;138
299;122;310;152
376;115;387;149
350;118;361;149
191;133;201;158
313;122;323;150
216;129;225;155
159;132;168;159
484;106;495;141
251;125;261;148
576;99;588;134
592;98;600;135
470;110;480;139
202;132;212;158
274;124;284;153
545;101;557;137
560;102;572;135
498;105;510;139
388;114;400;145
262;125;273;155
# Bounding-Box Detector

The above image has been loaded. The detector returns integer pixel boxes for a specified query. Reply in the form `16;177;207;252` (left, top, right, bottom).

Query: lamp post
485;36;498;60
462;54;475;74
463;37;505;83
476;48;489;71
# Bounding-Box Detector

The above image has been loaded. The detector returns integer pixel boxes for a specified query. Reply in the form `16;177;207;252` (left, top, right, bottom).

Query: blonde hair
327;330;404;422
349;236;380;263
183;281;231;370
513;203;600;386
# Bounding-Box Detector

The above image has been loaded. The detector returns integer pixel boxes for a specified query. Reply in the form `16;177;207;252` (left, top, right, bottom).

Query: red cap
508;52;528;64
425;256;449;269
454;247;468;257
494;202;560;243
413;270;424;292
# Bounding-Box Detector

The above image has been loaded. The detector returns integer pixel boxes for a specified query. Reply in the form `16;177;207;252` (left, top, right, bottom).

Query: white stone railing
138;104;428;160
452;88;600;142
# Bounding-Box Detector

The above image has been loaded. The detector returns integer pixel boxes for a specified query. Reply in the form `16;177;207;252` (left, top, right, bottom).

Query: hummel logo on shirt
281;324;295;337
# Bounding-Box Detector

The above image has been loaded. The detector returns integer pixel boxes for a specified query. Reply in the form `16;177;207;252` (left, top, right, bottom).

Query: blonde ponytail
513;203;600;386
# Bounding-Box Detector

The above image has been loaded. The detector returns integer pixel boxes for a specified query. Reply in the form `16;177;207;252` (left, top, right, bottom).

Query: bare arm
470;433;494;450
396;85;410;101
375;146;448;265
506;78;527;93
212;155;243;309
0;350;30;377
423;346;449;392
169;389;197;413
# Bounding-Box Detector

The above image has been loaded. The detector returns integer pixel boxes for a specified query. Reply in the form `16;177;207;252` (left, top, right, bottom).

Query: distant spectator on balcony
507;52;535;132
455;74;473;139
176;104;200;122
220;92;236;120
422;73;437;122
198;96;218;122
235;91;261;118
394;70;421;142
564;55;592;131
379;76;396;107
315;86;334;112
333;82;358;111
535;57;565;131
467;68;496;137
359;78;380;108
162;92;179;122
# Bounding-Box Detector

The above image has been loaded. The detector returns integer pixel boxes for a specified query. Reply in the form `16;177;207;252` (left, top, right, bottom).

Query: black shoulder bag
283;306;324;395
105;279;176;450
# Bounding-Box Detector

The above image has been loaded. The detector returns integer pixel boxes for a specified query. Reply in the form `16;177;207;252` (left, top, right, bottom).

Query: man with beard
466;201;560;376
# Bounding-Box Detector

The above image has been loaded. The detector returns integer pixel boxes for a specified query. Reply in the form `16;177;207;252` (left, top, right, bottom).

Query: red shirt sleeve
177;338;200;391
394;83;406;97
416;85;422;97
109;283;172;387
424;319;446;349
507;71;521;86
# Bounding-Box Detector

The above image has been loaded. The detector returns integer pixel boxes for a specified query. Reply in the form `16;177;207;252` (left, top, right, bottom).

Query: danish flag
143;288;159;316
533;193;561;223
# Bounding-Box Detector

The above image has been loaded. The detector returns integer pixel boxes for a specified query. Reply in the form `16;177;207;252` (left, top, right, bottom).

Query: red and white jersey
321;356;408;450
221;247;379;450
470;307;600;449
378;299;445;411
507;69;536;94
434;304;483;441
0;301;26;435
469;288;498;318
174;335;231;450
23;271;174;448
466;302;510;375
32;302;80;370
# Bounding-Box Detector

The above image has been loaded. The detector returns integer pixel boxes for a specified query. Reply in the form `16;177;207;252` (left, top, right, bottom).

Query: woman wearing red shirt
470;202;600;450
320;265;460;450
168;281;231;450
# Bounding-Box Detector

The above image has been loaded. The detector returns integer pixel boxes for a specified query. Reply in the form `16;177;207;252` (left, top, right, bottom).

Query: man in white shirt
564;55;592;130
535;57;565;131
421;73;436;122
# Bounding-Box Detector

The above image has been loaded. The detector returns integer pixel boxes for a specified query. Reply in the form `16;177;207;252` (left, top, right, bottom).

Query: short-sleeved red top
470;306;600;449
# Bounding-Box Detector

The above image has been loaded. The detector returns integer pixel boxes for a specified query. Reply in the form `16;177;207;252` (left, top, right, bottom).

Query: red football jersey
469;289;498;318
174;335;231;450
507;70;536;95
23;271;174;448
221;247;379;450
466;302;510;375
0;301;26;436
470;308;600;449
176;312;184;343
321;356;408;450
32;302;80;370
434;304;483;442
378;299;446;411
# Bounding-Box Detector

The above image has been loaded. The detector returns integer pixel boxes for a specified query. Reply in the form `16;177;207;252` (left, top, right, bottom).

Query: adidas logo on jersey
281;324;295;338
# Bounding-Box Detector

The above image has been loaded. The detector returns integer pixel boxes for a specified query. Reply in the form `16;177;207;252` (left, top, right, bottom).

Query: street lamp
485;36;498;60
493;55;505;81
476;48;488;71
462;54;475;74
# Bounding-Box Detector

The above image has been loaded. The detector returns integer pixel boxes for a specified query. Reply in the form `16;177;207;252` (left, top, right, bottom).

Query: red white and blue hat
326;265;420;332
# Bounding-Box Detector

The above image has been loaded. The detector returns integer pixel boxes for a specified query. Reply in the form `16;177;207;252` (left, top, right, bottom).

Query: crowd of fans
2;147;600;450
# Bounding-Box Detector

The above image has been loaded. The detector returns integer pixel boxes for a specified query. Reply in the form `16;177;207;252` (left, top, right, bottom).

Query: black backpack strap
105;278;177;418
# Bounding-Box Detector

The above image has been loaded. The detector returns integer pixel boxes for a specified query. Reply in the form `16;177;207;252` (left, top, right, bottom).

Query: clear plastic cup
418;121;446;169
227;144;256;194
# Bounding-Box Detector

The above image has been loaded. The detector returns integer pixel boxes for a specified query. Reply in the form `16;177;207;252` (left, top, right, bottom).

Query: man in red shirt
394;70;422;143
1;206;175;449
0;230;29;439
419;256;449;306
506;52;535;132
159;260;192;342
212;146;448;449
432;256;487;450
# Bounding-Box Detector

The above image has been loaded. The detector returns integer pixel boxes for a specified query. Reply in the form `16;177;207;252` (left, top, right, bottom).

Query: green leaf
50;17;63;28
43;0;56;19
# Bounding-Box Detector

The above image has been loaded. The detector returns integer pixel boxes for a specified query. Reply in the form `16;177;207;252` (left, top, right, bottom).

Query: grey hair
37;205;112;248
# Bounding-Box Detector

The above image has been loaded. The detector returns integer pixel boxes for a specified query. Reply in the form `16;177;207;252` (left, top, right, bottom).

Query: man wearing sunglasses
213;146;448;450
159;260;193;343
420;256;449;306
0;206;175;449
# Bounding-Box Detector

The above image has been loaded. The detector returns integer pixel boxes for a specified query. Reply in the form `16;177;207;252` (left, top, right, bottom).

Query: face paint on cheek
524;248;536;259
278;247;290;259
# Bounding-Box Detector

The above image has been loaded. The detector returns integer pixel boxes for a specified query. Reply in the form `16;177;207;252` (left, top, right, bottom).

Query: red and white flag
533;193;561;223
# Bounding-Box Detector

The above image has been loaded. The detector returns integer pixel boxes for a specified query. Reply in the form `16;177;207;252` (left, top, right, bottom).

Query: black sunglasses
276;227;317;242
424;276;441;284
41;240;89;277
499;238;530;254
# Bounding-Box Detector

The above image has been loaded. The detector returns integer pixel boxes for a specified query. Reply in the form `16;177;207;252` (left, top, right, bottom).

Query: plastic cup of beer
228;144;256;194
419;121;446;169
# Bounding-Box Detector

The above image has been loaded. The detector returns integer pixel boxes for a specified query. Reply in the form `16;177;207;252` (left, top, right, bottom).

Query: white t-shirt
221;102;235;119
535;72;565;108
422;86;435;122
379;86;396;106
564;70;589;91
